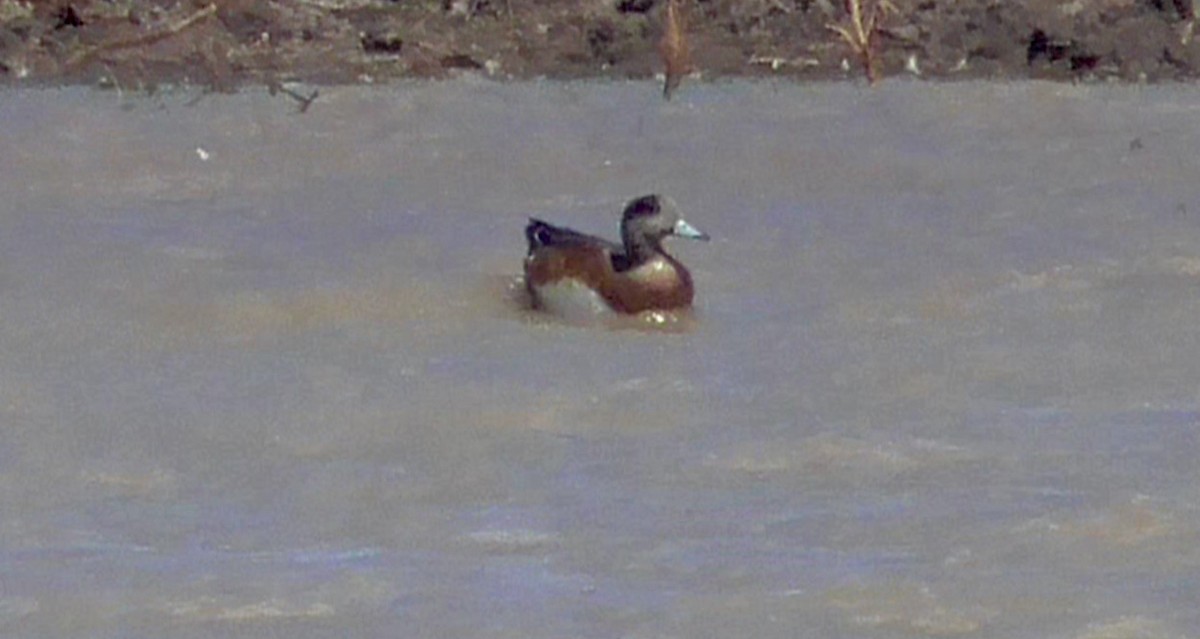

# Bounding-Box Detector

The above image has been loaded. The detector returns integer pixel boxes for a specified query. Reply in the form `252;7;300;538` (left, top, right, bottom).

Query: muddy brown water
1;80;1199;638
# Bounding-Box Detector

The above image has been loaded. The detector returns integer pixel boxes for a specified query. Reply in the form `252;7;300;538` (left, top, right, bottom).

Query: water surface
1;80;1199;638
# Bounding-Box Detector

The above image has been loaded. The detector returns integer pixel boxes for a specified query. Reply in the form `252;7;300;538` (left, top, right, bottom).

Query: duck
523;194;709;317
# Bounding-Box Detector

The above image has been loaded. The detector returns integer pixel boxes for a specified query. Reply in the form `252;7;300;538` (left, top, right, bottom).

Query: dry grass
659;0;691;99
826;0;894;84
65;3;217;68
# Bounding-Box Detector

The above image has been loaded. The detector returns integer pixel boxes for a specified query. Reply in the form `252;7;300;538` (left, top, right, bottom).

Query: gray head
620;195;709;256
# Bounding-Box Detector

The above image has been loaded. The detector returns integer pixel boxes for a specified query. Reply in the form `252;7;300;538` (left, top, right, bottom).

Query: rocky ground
1;0;1199;93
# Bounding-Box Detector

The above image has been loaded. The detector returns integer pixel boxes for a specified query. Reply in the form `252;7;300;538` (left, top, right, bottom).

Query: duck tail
525;218;555;250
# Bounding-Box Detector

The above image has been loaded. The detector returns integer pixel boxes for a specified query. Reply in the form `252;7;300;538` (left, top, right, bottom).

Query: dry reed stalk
66;3;218;68
826;0;894;84
659;0;690;99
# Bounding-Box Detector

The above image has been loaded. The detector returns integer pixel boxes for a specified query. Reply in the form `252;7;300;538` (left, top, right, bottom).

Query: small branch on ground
826;0;894;84
66;3;218;68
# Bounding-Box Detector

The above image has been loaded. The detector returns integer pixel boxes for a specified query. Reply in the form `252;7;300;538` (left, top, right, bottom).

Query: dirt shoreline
2;0;1199;93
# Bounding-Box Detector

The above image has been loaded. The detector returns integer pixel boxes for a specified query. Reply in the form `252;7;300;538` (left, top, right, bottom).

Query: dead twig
826;0;894;84
659;0;690;100
268;81;320;113
66;3;218;68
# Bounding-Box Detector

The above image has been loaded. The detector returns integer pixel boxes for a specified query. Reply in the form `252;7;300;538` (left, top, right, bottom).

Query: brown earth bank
1;0;1199;93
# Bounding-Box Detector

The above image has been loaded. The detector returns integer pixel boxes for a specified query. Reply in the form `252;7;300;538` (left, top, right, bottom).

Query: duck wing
526;218;623;254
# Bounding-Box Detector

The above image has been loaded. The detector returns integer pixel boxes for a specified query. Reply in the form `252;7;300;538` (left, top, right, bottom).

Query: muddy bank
1;0;1198;91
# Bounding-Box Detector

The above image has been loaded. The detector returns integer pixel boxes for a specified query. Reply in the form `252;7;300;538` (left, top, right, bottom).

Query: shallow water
2;79;1199;638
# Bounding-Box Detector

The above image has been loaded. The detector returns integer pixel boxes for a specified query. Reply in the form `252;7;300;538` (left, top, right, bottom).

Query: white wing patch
531;279;615;320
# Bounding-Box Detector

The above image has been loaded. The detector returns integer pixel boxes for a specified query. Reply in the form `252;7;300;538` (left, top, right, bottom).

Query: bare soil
2;0;1199;92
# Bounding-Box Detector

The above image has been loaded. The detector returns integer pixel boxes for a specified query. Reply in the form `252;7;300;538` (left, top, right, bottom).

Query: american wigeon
523;194;709;317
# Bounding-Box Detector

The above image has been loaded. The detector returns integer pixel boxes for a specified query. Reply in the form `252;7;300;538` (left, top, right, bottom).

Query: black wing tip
525;218;554;249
